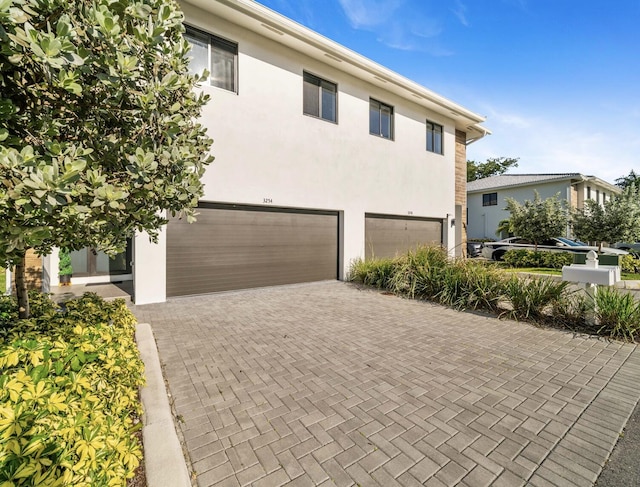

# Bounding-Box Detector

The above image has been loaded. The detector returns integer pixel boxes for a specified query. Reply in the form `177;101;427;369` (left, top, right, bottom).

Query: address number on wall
263;198;273;204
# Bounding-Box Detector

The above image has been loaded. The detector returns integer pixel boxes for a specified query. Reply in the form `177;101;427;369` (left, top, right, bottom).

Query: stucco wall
467;181;571;240
132;4;460;303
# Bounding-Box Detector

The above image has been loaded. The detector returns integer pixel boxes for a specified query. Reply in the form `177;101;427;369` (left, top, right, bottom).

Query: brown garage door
167;203;339;297
365;213;443;259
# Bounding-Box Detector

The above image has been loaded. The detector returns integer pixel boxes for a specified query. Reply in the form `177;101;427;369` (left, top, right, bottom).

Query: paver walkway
133;281;640;487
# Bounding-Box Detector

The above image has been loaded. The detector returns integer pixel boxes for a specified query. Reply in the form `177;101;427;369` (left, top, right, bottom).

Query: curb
135;323;191;487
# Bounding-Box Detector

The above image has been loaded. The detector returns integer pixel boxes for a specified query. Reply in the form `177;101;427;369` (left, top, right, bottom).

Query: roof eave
467;175;582;194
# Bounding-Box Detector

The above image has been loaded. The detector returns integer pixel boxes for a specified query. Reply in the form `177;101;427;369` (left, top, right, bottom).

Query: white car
481;237;628;261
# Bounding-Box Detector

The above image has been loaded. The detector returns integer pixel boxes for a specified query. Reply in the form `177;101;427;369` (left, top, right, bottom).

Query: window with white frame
426;121;443;154
303;72;337;123
369;98;393;139
184;25;237;92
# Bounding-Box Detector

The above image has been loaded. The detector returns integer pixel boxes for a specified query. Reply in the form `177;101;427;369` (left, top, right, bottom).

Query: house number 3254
263;198;273;204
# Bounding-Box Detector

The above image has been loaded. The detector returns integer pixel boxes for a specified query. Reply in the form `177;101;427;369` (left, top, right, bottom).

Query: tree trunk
15;253;30;319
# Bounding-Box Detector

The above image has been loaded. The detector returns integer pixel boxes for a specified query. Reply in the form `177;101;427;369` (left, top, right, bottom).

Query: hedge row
0;292;144;487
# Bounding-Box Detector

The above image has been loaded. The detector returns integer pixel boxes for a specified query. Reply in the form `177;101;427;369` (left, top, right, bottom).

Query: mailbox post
562;250;621;324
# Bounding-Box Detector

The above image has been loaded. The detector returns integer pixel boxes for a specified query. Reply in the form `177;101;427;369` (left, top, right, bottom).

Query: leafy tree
572;184;640;249
615;170;640;190
0;0;213;318
467;157;519;182
495;219;513;238
505;192;568;249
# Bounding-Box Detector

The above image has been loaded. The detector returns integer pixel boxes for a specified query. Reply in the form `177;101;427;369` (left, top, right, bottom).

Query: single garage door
365;213;443;259
167;203;339;297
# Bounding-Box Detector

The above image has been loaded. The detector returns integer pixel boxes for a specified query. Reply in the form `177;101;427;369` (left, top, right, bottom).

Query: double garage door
365;214;443;259
167;204;339;297
167;205;443;297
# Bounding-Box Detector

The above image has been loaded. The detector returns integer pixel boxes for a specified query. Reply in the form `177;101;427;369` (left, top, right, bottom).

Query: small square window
303;72;337;123
482;193;498;206
184;25;238;92
369;99;393;140
427;121;443;154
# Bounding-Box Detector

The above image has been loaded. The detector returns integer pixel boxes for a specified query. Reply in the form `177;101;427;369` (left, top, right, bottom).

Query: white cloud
452;0;469;27
266;0;318;28
467;112;637;184
336;0;456;54
336;0;405;28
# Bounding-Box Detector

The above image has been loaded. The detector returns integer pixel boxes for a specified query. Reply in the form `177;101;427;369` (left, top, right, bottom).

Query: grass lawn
503;267;640;281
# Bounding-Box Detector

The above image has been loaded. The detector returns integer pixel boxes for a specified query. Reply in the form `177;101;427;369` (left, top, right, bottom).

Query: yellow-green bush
621;254;640;275
0;293;144;487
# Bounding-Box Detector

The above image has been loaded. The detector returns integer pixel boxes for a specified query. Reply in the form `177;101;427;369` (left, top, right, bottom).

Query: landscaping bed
0;292;145;486
350;246;640;341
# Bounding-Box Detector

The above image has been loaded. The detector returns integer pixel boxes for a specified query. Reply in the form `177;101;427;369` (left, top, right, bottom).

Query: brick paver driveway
133;281;640;487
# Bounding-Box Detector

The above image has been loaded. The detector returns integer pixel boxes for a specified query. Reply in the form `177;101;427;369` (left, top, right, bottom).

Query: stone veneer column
455;130;467;257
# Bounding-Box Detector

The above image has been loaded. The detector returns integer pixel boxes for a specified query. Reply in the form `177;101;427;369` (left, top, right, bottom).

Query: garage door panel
167;206;338;297
365;215;442;259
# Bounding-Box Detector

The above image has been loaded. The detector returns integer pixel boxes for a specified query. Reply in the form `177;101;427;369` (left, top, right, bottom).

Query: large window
482;192;498;206
369;99;393;139
184;25;237;92
303;72;337;123
426;121;443;154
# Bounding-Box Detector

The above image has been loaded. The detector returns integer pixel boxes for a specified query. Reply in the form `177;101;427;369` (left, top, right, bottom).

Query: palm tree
496;219;513;239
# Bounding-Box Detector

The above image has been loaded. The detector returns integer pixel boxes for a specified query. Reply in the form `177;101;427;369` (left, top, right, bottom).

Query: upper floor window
426;121;443;154
303;72;337;123
184;25;237;92
586;186;591;199
483;192;497;206
369;99;393;140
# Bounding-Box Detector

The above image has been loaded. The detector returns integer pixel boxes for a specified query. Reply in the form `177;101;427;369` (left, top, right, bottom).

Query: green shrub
0;295;17;328
595;288;640;341
431;260;506;312
349;257;397;289
552;291;591;329
58;250;73;277
620;254;640;274
503;249;573;269
541;252;575;269
385;247;441;296
503;276;569;321
0;293;144;487
349;245;639;339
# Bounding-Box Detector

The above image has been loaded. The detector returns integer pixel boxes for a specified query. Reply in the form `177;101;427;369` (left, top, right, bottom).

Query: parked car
466;241;483;258
614;242;640;255
481;237;628;261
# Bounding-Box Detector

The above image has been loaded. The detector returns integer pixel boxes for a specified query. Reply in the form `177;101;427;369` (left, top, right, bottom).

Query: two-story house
467;173;621;240
38;0;489;304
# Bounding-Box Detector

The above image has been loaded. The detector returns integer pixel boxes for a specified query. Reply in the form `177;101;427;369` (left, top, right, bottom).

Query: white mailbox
562;250;621;286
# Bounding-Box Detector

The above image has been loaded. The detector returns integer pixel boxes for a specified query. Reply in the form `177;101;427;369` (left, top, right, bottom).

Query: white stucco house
467;173;621;240
31;0;489;304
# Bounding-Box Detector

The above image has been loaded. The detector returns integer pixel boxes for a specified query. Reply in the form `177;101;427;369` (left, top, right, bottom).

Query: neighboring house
33;0;488;304
467;173;621;240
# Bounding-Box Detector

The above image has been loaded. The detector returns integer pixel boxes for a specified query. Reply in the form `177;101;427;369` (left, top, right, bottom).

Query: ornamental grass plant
594;287;640;341
0;292;144;487
350;245;640;341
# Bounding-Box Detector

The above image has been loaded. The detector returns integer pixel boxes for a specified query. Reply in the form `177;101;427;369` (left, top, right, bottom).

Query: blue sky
256;0;639;184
